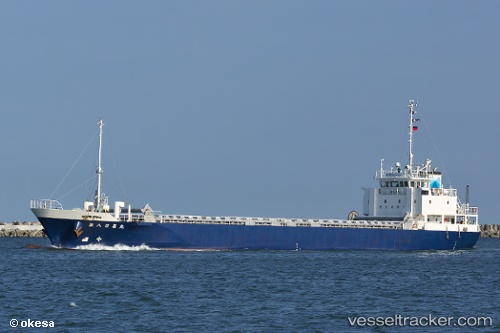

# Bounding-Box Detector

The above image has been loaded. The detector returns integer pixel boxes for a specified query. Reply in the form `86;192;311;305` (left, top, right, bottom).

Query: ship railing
378;185;457;197
149;214;403;229
427;188;456;197
30;199;64;210
118;213;146;222
317;219;401;229
441;188;456;196
114;211;404;229
376;169;439;180
468;206;479;215
376;170;409;179
457;204;479;216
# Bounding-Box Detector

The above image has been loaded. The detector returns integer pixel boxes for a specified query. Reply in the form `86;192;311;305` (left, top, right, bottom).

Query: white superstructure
361;100;479;233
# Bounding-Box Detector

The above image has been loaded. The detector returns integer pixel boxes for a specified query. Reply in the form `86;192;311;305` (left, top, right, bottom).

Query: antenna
407;100;417;169
95;118;104;209
466;184;470;206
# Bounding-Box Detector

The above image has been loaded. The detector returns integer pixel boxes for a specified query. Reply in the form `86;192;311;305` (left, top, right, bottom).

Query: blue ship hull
38;217;480;251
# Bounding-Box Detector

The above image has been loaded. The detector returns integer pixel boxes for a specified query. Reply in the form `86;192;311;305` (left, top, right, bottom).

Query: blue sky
1;1;498;224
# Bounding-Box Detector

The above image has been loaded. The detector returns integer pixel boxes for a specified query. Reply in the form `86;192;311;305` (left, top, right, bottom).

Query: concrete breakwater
0;222;46;237
480;224;500;238
1;221;499;238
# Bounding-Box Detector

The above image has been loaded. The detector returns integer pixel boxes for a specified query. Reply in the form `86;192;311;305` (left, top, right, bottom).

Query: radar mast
95;118;104;209
407;100;417;170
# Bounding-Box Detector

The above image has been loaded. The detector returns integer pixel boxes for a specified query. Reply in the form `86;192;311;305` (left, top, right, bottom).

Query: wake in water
24;243;222;252
416;249;471;257
73;243;160;251
74;244;222;251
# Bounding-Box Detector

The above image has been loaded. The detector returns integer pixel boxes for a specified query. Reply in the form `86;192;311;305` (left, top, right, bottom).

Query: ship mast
407;100;417;170
95;118;104;209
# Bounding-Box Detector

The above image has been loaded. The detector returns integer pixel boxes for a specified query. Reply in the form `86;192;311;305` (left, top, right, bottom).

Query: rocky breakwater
480;224;500;238
0;221;46;237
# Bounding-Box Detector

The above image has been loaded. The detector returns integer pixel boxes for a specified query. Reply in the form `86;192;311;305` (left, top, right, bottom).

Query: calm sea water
1;237;498;333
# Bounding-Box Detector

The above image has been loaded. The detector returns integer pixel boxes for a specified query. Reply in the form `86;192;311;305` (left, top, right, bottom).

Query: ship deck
121;213;404;229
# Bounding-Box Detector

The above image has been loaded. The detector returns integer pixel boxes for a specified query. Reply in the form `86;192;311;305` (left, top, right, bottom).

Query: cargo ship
31;101;480;250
